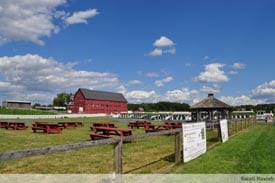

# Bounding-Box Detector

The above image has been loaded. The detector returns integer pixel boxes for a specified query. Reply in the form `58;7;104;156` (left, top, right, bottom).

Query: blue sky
0;0;275;106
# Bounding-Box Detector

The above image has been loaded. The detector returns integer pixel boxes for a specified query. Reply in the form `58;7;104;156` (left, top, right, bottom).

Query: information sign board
183;122;207;162
219;119;229;143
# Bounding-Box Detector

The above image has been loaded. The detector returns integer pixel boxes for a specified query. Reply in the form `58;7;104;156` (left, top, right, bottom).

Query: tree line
233;104;275;113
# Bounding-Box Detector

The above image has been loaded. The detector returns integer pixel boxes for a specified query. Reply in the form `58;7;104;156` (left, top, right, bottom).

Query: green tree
32;103;41;109
53;92;73;107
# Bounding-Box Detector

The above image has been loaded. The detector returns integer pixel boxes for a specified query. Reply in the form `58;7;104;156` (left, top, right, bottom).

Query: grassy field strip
0;117;178;173
170;123;275;173
1;117;257;174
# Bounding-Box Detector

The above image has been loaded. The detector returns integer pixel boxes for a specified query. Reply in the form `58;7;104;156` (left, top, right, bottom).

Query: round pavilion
191;93;232;122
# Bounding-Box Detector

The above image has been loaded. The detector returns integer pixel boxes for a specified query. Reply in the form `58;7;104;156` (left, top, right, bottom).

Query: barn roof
191;93;231;109
78;88;128;103
3;100;31;104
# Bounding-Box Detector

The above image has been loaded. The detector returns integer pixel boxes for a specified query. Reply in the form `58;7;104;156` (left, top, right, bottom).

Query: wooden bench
5;122;28;130
32;122;62;134
128;121;151;129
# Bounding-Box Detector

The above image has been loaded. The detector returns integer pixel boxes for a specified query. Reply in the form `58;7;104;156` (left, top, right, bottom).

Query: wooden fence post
175;132;182;163
114;140;123;174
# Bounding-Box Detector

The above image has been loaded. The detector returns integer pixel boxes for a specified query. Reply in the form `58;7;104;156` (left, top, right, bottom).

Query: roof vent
208;93;214;97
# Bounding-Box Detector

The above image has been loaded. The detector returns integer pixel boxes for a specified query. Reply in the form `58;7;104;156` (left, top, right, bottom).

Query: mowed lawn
171;123;275;173
2;117;267;174
0;117;176;173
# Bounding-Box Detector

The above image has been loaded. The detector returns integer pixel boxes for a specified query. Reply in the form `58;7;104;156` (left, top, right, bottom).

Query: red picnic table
144;123;169;133
58;122;77;129
128;121;151;129
5;122;28;130
90;122;117;130
0;122;8;128
90;126;133;140
32;122;62;134
164;122;182;129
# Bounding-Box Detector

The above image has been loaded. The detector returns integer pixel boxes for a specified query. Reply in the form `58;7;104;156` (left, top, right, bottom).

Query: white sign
183;122;207;163
219;119;229;143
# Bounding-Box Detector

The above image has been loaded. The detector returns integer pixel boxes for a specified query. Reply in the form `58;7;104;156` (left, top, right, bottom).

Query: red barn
68;88;128;114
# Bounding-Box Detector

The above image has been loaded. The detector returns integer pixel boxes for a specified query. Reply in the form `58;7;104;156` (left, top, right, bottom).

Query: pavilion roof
191;93;231;109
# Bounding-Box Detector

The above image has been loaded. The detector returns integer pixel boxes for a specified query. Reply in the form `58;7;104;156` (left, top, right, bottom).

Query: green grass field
1;117;268;174
0;117;177;173
170;122;275;173
0;108;56;115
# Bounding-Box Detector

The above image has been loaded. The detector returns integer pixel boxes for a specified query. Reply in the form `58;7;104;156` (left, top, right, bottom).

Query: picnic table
32;122;62;134
58;122;77;129
128;121;151;129
0;122;8;128
75;122;84;127
90;122;117;130
144;123;169;133
90;126;133;140
164;122;182;129
5;122;28;130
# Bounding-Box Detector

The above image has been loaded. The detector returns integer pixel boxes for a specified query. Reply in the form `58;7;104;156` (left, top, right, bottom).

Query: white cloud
232;63;246;69
220;95;264;106
155;76;173;87
128;80;142;85
117;85;127;94
200;84;220;94
153;36;175;47
194;63;229;83
163;47;176;54
0;54;120;104
148;36;176;57
123;80;275;104
228;62;245;75
65;9;99;25
251;80;275;102
163;88;200;104
228;71;238;75
0;1;98;45
125;90;157;103
149;48;163;56
218;80;275;106
0;0;66;45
